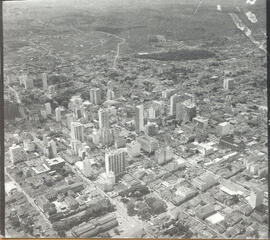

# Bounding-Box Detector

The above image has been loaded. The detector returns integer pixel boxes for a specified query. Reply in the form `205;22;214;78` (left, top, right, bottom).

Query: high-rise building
99;128;114;147
75;108;82;119
81;106;89;120
89;89;94;104
43;138;58;158
40;110;47;119
42;73;48;90
71;139;82;154
23;139;35;152
45;102;52;115
78;144;90;159
127;141;141;157
114;136;126;149
106;171;116;185
148;106;158;119
170;94;181;116
162;89;177;99
148;101;164;119
107;106;117;116
154;146;173;165
69;96;83;112
24;77;34;90
176;101;196;122
248;188;264;209
6;73;17;85
43;134;49;146
135;105;144;132
49;139;57;157
55;107;62;122
193;116;208;129
71;122;84;142
90;88;102;105
66;113;75;129
137;135;159;154
9;144;26;164
107;89;115;100
18;73;24;86
183;102;196;122
175;102;183;121
105;148;127;176
99;171;116;192
98;109;110;129
92;129;100;145
83;158;95;177
223;78;234;90
217;122;233;136
145;122;158;136
184;93;195;104
72;96;83;105
153;100;165;115
48;85;56;95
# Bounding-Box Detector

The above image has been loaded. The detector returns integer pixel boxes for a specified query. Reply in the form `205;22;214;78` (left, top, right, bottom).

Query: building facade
90;88;102;105
9;144;27;164
105;149;127;176
98;109;110;129
71;121;84;142
135;105;144;132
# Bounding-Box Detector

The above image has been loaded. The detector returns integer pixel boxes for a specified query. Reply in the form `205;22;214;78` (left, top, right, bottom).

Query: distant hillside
3;0;266;54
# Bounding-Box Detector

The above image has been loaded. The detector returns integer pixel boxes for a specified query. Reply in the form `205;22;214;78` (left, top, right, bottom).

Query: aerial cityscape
3;0;268;238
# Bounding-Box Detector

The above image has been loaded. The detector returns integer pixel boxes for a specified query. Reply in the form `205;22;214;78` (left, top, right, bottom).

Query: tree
65;217;79;229
16;170;24;178
52;221;66;232
146;197;167;215
231;195;239;204
9;214;20;228
114;228;120;235
81;90;89;100
195;128;208;143
22;217;34;234
126;200;136;216
57;230;66;237
97;232;111;238
44;178;53;187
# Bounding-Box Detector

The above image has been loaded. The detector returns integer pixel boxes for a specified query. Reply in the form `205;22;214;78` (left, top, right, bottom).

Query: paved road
128;154;226;238
100;32;126;70
112;37;126;70
5;170;52;228
65;161;143;230
181;208;225;238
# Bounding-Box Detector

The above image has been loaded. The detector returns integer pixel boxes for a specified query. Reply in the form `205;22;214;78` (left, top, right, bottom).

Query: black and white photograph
1;0;268;238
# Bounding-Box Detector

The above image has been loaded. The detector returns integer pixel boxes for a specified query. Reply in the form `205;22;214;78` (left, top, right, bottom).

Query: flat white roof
218;122;230;127
220;185;244;196
75;161;84;171
206;212;224;224
5;182;17;194
45;157;65;166
175;157;186;165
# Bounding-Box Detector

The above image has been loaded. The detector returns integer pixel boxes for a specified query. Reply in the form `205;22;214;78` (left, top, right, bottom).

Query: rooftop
45;157;65;166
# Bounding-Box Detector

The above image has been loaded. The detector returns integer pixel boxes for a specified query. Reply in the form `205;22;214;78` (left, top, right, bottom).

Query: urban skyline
2;0;268;238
